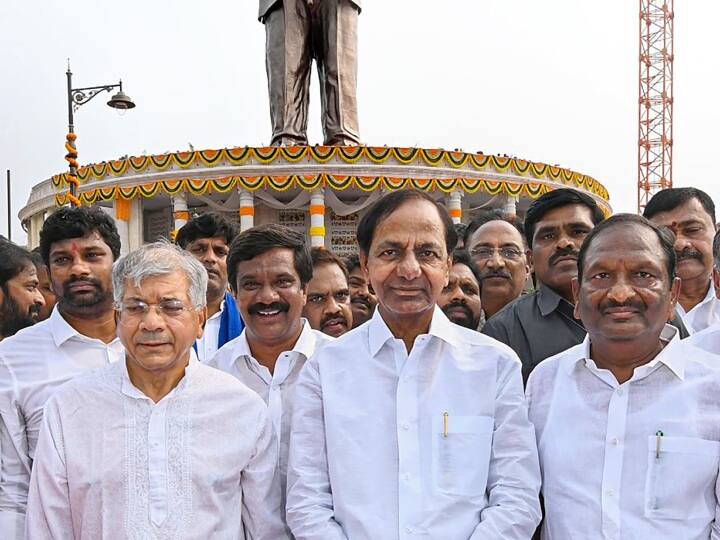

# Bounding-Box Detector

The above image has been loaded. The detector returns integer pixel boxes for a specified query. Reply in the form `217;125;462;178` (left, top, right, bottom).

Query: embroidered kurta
25;354;287;539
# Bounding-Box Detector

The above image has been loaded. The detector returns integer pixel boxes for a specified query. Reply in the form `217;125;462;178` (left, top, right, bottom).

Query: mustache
351;295;371;308
479;269;512;281
600;299;645;314
248;302;290;315
136;335;171;345
321;313;349;327
63;277;101;292
676;250;703;262
442;301;474;319
549;248;579;267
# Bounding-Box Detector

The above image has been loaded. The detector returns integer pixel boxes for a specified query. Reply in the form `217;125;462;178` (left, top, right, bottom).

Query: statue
259;0;362;146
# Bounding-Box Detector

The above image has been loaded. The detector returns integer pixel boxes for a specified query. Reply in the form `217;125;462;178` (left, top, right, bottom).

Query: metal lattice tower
638;0;674;213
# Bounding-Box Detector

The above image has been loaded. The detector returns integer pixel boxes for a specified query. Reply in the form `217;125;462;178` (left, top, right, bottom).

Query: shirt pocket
644;435;720;520
431;414;494;497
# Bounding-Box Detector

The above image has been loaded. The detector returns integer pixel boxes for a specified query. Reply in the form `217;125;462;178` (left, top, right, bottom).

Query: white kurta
25;353;288;540
0;306;122;539
527;326;720;540
194;300;222;362
286;306;541;539
207;320;332;501
677;282;720;334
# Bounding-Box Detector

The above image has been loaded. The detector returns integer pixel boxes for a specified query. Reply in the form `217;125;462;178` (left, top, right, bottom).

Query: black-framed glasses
114;299;193;319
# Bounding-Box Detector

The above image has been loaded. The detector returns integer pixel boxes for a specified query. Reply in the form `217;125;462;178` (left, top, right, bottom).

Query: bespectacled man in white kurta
0;206;123;539
286;190;541;539
26;243;287;539
528;214;720;540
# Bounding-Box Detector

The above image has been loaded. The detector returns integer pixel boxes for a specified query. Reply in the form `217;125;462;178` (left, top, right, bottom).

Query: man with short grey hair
26;243;286;539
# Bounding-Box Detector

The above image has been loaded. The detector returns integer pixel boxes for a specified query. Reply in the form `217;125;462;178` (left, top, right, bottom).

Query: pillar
309;188;326;248
447;189;463;224
172;193;189;238
113;197;131;256
128;198;143;252
501;194;518;216
238;189;255;231
29;213;43;249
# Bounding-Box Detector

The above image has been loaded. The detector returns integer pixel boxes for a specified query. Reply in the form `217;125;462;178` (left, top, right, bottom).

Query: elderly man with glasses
25;242;286;539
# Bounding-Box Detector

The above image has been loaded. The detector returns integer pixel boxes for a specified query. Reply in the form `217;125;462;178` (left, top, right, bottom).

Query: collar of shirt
232;318;318;382
568;324;684;383
676;280;719;333
367;304;461;358
119;348;200;401
536;282;573;317
207;299;225;323
48;305;121;349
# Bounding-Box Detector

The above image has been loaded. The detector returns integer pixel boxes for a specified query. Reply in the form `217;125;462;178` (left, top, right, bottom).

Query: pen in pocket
655;430;663;459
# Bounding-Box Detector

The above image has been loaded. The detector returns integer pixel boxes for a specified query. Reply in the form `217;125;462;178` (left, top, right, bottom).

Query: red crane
638;0;674;214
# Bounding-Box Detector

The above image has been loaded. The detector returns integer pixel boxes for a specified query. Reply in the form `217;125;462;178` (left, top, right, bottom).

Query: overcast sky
2;0;719;243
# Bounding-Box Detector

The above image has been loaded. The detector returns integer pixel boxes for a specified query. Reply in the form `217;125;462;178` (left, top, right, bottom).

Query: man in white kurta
0;206;123;538
528;214;720;539
25;242;286;539
286;191;541;539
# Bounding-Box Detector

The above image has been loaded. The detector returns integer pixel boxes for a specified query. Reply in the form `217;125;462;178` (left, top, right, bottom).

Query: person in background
482;188;605;381
453;222;468;251
0;243;44;339
344;253;378;328
303;247;353;337
176;212;243;361
437;249;482;330
465;209;529;323
25;242;286;539
527;214;720;539
207;224;332;525
0;206;123;538
687;229;720;354
287;190;541;539
643;187;719;334
30;248;56;321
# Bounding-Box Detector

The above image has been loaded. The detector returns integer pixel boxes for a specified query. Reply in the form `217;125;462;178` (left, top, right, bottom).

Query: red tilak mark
70;242;79;256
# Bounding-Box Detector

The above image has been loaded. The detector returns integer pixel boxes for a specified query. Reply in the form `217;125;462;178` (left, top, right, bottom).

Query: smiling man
482;189;605;381
25;242;286;539
207;224;332;518
0;206;123;537
287;190;541;539
344;253;378;327
527;214;720;540
303;247;353;337
0;242;45;340
176;212;243;361
437;249;482;329
643;187;719;334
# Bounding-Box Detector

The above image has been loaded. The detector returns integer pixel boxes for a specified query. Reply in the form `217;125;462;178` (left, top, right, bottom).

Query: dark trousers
264;0;361;146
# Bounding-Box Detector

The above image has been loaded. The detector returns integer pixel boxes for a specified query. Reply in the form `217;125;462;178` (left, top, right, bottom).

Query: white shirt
0;306;122;539
688;323;720;356
25;352;288;539
195;301;223;362
677;282;720;334
286;306;541;540
207;320;332;499
527;325;720;540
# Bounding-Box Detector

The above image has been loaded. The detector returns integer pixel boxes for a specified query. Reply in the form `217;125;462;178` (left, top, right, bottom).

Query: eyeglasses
114;300;194;319
469;246;524;261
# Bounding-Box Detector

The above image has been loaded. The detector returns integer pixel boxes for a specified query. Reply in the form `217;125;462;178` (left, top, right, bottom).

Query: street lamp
65;61;136;205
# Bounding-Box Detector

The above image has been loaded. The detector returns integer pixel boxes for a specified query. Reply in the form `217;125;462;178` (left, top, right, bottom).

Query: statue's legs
265;2;312;146
314;0;361;146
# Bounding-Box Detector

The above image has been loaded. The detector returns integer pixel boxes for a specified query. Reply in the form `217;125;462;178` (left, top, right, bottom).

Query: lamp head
107;90;135;110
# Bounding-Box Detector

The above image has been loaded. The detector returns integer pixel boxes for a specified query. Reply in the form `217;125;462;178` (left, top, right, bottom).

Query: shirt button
401;422;410;430
404;526;413;534
611;438;619;446
607;489;615;496
403;473;411;481
616;388;623;396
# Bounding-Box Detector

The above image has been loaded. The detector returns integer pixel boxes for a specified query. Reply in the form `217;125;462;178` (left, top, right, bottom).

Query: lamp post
65;61;136;205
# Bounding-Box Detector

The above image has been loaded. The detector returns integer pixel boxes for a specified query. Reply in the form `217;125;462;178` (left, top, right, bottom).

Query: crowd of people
1;185;720;538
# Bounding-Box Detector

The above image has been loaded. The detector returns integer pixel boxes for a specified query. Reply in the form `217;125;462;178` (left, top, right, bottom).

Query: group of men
1;185;720;539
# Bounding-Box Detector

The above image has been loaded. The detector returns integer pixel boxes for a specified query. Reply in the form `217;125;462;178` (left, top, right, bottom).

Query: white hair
112;241;207;309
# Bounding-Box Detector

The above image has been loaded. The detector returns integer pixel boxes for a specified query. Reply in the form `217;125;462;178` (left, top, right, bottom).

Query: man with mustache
465;209;529;323
344;253;378;328
176;212;244;361
437;250;482;329
0;206;122;537
482;189;605;382
207;224;332;517
303;248;353;337
287;190;541;539
643;187;719;334
30;249;56;321
26;242;286;538
0;243;45;340
527;214;720;539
